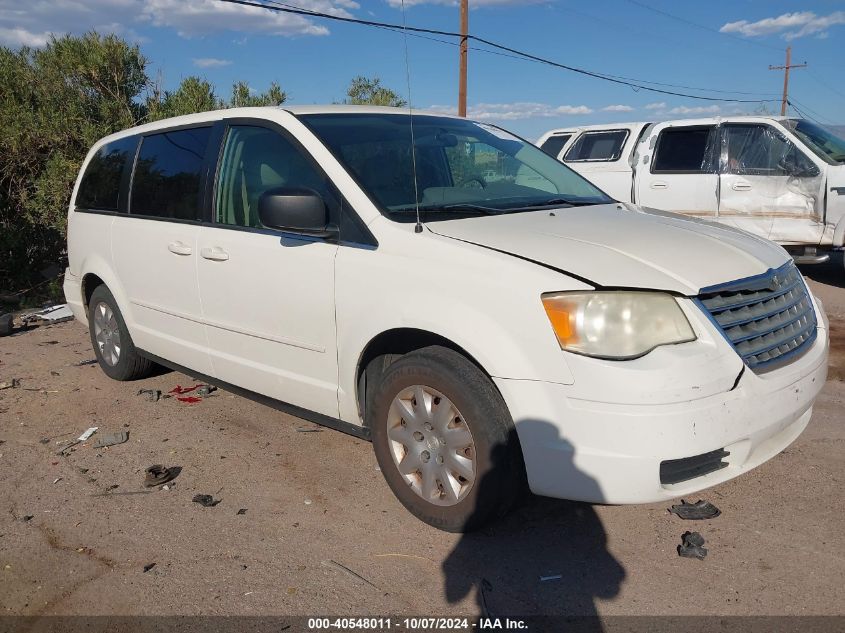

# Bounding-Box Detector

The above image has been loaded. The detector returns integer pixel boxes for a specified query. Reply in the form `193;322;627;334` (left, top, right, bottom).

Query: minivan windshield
786;119;845;165
299;113;612;220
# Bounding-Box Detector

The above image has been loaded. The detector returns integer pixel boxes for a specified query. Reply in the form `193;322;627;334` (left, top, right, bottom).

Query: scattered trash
320;559;378;589
39;438;50;444
92;431;129;449
138;389;162;402
678;531;708;560
296;427;323;433
192;494;220;507
75;359;97;367
106;484;119;491
78;427;98;441
0;378;21;390
22;516;33;522
169;384;199;395
195;385;217;397
304;499;313;505
50;371;60;376
143;563;156;573
0;313;13;337
669;499;721;520
237;508;247;515
21;304;74;326
52;477;62;484
540;574;563;582
143;465;180;487
177;396;202;404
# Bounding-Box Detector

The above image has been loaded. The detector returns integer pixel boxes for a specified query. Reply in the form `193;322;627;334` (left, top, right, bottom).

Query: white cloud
666;105;721;115
645;102;666;110
720;11;845;41
426;102;593;121
193;57;233;68
0;0;360;48
601;104;634;112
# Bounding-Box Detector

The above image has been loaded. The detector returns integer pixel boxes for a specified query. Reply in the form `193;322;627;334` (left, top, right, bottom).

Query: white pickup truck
537;117;845;264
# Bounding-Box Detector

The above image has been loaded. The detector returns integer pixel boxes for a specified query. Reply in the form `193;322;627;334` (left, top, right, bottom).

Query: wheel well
355;328;488;427
82;274;105;311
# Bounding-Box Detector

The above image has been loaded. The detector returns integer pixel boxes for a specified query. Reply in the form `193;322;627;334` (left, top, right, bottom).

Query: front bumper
495;321;829;504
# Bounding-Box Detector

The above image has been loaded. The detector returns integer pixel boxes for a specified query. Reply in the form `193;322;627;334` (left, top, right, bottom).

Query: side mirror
258;187;336;238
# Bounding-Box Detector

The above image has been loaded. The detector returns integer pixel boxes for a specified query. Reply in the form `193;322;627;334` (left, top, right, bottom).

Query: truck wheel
369;346;524;532
88;285;155;381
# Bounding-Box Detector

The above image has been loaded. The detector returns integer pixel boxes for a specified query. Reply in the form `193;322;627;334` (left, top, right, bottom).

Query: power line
218;0;779;105
623;0;781;51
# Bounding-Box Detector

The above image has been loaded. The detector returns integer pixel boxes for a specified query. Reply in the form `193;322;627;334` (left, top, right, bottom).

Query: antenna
398;0;423;234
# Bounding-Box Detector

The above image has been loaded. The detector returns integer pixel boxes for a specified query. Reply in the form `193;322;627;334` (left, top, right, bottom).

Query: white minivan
64;106;828;531
537;117;845;265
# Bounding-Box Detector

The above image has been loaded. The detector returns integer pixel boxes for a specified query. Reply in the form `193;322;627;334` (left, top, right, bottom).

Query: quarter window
652;127;716;173
216;126;329;228
76;136;138;212
131;127;212;220
539;134;571;159
564;130;628;162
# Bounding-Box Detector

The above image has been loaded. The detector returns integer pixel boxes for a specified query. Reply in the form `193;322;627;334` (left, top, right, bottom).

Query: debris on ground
540;574;562;582
237;508;247;515
143;465;180;488
177;396;202;404
669;499;721;520
296;427;323;433
143;563;156;573
678;531;708;560
195;385;217;397
0;378;21;390
78;427;98;441
0;313;13;337
52;477;62;484
39;438;50;444
320;559;379;589
22;515;33;522
75;359;97;366
138;389;163;402
20;304;74;326
192;494;221;507
93;431;129;448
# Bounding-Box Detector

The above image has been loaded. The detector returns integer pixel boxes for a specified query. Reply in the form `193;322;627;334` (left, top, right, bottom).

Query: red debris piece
169;384;200;395
177;396;202;404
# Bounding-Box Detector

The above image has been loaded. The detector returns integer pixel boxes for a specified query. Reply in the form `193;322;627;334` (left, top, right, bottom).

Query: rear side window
652;127;716;173
76;136;138;211
564;130;628;162
131;127;212;220
539;134;571;159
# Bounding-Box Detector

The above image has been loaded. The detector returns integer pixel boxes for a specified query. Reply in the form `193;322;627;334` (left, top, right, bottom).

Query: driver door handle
167;241;192;256
200;247;230;262
732;181;752;192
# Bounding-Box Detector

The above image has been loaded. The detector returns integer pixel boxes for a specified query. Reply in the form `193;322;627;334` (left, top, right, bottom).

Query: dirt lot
1;262;844;622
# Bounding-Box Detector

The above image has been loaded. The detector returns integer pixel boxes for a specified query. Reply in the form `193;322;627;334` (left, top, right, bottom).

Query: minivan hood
428;203;790;295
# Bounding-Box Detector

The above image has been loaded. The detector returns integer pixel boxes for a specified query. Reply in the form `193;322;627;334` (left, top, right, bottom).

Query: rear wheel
369;346;524;532
88;285;155;381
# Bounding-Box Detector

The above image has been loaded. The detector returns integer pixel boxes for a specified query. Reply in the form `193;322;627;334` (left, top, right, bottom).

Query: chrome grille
697;262;817;371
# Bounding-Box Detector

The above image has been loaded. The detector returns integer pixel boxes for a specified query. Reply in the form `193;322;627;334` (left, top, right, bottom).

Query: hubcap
93;302;121;366
386;385;476;506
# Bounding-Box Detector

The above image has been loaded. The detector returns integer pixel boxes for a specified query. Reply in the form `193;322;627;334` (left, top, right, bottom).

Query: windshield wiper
419;203;505;215
518;197;601;208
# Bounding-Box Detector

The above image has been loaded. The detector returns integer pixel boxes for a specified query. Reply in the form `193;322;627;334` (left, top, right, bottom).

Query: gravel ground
1;262;843;621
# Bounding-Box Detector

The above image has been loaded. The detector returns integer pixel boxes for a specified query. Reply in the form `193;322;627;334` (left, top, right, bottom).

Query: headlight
541;291;696;359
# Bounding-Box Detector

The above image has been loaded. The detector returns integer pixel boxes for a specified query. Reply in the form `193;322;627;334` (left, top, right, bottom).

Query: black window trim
204;117;378;249
650;124;719;175
564;128;631;164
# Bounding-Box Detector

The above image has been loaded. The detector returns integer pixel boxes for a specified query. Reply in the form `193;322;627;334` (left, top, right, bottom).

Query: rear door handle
650;181;668;190
732;181;752;192
200;247;230;262
167;241;192;256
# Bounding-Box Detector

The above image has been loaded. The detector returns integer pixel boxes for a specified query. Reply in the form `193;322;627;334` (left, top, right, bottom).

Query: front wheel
369;346;524;532
88;285;156;381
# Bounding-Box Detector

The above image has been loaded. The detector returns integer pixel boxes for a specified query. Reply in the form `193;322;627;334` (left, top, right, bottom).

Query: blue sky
2;0;843;139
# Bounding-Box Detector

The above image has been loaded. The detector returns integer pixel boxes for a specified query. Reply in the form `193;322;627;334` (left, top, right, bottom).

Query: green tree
344;75;406;107
146;75;218;121
228;80;287;108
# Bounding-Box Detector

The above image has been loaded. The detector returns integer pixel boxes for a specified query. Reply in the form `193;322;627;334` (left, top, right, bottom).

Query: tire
87;285;155;381
369;345;525;532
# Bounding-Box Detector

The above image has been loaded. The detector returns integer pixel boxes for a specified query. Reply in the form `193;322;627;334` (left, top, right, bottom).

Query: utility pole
769;46;807;116
458;0;468;117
